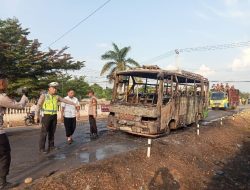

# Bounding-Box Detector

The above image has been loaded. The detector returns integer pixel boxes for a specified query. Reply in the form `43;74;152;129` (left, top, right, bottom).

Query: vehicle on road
210;88;239;110
107;65;209;137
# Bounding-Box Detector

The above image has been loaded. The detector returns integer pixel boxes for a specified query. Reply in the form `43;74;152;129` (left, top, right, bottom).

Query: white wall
3;102;109;124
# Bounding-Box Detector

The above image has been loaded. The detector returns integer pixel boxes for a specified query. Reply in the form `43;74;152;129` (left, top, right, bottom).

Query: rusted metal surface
110;104;158;118
107;66;209;137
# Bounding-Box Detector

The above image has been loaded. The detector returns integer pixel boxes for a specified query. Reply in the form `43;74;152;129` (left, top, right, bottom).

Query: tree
100;43;140;81
0;18;84;98
90;83;112;100
58;76;90;100
239;91;250;99
103;87;113;100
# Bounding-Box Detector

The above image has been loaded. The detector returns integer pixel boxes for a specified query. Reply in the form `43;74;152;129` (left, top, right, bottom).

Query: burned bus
107;66;209;137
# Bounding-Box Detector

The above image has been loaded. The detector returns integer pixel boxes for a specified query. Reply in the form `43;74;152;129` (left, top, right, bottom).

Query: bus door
176;78;189;126
160;76;175;131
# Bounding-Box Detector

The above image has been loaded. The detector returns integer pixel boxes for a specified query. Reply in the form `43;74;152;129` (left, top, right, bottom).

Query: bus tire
166;121;174;135
165;125;170;135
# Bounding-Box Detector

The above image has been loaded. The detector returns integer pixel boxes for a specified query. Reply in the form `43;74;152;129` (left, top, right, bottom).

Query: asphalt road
7;120;145;185
5;105;250;184
203;104;249;123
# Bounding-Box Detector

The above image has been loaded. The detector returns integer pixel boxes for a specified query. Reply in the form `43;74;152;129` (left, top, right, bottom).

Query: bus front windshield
211;92;225;100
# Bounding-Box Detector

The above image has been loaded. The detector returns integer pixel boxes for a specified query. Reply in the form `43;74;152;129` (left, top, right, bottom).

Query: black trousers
0;133;11;178
39;114;57;150
89;115;97;134
64;117;76;137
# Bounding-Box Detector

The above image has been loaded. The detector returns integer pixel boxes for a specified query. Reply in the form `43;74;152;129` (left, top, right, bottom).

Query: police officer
0;74;29;189
36;82;78;153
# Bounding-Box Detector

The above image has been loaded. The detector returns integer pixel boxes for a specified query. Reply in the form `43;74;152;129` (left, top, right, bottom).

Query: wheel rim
25;119;32;126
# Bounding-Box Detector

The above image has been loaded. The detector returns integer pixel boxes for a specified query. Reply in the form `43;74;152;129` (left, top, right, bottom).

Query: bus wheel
165;126;170;135
166;121;174;135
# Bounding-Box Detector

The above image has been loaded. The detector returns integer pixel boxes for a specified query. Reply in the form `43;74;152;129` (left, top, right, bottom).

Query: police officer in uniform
36;82;78;153
0;74;29;189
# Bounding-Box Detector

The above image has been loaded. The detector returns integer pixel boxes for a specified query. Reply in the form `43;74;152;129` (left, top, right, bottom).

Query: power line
142;40;250;64
45;0;112;49
141;50;174;65
210;80;250;83
179;41;250;53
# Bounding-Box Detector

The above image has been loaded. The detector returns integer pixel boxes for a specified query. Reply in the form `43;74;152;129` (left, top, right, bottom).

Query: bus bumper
107;113;160;136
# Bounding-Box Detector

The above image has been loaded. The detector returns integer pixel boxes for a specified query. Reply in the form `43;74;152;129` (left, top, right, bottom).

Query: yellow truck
210;89;239;110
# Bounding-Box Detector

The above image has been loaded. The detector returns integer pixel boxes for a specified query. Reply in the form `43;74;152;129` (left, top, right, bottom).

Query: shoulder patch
45;94;50;100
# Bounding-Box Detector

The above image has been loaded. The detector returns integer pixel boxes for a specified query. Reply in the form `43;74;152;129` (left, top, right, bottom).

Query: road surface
6;105;250;184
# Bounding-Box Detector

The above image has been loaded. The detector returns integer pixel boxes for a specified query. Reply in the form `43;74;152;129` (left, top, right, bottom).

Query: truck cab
210;91;228;109
210;88;239;110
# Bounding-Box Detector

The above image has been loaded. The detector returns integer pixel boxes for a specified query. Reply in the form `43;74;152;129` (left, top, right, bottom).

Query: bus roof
117;66;209;84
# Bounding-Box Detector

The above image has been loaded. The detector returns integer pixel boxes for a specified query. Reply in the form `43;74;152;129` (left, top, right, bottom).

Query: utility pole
175;49;180;71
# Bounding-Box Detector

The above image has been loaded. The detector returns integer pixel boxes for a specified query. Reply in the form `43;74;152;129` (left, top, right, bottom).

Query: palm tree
100;43;140;81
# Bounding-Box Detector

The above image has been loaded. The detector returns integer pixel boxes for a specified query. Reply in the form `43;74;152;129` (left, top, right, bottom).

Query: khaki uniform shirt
88;96;97;116
0;94;28;134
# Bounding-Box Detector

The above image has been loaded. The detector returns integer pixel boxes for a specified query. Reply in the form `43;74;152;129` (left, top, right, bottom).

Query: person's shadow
148;167;180;190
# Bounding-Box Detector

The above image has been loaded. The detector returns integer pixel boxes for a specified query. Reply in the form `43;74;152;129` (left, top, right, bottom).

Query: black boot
90;133;94;139
0;176;7;189
0;176;16;189
93;133;98;138
0;176;5;189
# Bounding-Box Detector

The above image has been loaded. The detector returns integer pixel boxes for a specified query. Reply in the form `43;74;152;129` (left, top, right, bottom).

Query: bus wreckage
107;65;209;137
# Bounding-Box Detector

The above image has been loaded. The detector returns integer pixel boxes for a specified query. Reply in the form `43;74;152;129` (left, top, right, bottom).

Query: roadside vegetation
0;18;138;100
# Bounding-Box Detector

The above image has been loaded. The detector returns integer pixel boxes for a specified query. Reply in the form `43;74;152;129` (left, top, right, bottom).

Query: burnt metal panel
109;104;158;118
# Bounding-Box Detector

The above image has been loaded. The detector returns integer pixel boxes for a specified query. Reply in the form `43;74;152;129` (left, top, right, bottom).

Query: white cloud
195;64;215;77
230;48;250;71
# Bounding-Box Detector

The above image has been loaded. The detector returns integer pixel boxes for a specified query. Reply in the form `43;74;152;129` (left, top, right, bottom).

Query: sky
1;0;250;92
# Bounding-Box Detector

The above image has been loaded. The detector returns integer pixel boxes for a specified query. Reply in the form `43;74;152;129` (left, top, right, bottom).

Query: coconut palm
100;43;140;81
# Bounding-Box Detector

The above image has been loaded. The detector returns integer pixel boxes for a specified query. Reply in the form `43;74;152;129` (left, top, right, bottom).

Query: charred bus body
107;66;209;137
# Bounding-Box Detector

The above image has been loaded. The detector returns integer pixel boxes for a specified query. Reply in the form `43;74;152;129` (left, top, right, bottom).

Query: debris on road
24;177;32;184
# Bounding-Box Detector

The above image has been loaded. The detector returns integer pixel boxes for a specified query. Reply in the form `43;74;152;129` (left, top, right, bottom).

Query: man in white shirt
61;89;80;144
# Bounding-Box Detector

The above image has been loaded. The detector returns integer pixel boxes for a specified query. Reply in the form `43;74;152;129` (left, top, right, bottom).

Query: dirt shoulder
19;111;250;190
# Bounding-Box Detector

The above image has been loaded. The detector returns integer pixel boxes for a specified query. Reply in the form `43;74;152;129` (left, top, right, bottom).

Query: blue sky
1;0;250;91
